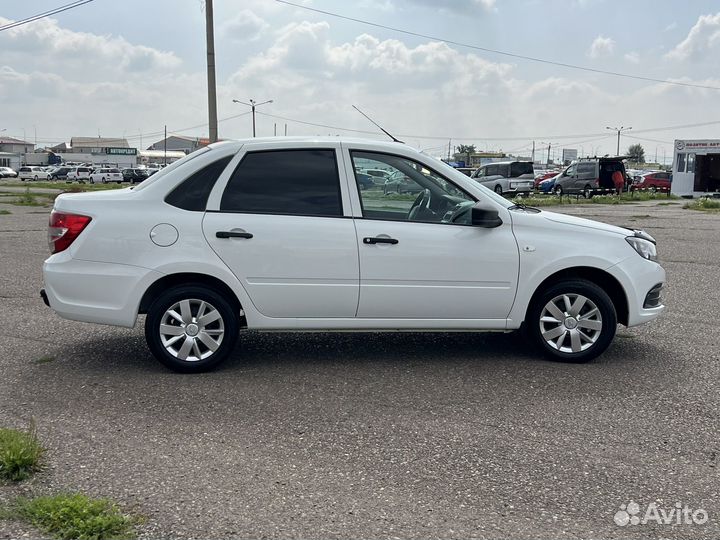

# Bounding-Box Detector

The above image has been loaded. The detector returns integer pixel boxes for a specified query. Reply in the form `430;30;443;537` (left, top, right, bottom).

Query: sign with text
106;147;137;155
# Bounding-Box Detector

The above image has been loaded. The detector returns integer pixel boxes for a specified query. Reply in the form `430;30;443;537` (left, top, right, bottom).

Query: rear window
510;162;534;177
165;156;233;211
109;169;120;173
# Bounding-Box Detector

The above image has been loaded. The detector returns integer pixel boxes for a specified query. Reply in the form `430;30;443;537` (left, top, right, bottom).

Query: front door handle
216;230;253;239
363;236;398;245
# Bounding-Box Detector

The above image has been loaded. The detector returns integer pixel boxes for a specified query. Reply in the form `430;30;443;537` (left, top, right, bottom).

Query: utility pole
232;99;273;137
164;125;167;166
531;140;535;163
606;126;632;156
284;124;287;136
447;139;451;161
205;0;218;142
274;123;277;136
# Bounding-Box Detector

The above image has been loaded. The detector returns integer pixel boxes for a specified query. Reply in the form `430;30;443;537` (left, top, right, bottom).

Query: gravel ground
0;198;718;539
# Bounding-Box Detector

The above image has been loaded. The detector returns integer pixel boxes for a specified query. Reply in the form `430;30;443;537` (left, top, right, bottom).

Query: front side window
221;149;342;217
565;164;577;176
350;151;474;225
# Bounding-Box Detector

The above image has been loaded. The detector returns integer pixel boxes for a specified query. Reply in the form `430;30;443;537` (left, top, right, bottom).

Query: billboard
562;148;578;163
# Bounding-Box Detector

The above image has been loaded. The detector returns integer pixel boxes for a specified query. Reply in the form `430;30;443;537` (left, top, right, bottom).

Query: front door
203;145;359;318
347;150;519;322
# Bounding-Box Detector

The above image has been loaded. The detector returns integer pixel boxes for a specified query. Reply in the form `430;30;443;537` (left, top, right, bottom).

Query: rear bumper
43;253;161;327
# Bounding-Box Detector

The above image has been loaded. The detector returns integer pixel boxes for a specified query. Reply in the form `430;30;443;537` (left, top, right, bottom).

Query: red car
633;172;672;192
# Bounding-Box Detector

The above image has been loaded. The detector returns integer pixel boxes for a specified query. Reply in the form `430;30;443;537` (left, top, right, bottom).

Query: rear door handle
216;230;253;239
363;236;398;245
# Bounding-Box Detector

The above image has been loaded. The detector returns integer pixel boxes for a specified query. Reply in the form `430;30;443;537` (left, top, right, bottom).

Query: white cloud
0;16;180;78
624;51;640;64
664;21;677;31
665;12;720;60
588;35;615;58
220;9;269;42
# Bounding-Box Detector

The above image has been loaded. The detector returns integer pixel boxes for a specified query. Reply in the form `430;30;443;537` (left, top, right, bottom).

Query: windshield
431;156;514;209
131;147;212;191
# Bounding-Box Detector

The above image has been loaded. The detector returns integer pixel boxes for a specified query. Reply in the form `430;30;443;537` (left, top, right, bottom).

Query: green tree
627;143;645;164
456;144;476;166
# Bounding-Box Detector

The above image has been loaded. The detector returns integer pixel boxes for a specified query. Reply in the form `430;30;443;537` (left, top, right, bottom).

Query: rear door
203;142;359;318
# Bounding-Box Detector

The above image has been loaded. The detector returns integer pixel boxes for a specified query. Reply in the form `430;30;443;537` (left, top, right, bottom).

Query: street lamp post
232;99;273;137
606;126;632;156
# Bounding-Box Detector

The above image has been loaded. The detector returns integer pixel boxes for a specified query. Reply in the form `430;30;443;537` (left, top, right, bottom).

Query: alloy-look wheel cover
539;293;603;353
159;298;225;361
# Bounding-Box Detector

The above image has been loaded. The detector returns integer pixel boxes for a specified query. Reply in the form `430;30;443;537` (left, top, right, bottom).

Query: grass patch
511;191;678;207
11;493;137;540
4;182;125;192
0;209;10;215
684;198;720;212
35;355;55;364
0;424;44;482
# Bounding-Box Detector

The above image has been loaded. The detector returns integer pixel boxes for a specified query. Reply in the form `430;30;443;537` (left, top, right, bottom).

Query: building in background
147;135;209;155
137;149;186;166
672;139;720;197
0;136;35;169
49;137;138;167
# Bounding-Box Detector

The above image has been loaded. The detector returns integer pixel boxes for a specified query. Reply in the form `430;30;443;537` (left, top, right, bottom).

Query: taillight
48;211;92;254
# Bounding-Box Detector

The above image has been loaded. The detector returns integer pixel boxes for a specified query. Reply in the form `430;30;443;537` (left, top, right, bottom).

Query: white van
471;161;534;195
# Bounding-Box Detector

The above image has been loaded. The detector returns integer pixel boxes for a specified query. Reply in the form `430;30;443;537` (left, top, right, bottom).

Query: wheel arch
525;266;629;326
138;272;247;327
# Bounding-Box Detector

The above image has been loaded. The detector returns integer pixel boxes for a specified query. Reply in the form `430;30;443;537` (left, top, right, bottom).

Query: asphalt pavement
0;197;718;539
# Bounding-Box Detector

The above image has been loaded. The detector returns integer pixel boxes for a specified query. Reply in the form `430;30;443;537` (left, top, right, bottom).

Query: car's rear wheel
145;285;240;373
33;175;38;181
101;177;106;184
494;185;503;195
524;279;616;363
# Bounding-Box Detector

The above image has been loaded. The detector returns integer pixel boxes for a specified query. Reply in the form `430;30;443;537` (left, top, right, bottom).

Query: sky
1;0;720;163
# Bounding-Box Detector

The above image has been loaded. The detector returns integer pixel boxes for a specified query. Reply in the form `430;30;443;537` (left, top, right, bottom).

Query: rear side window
510;162;533;177
577;163;595;176
165;156;232;211
220;149;342;217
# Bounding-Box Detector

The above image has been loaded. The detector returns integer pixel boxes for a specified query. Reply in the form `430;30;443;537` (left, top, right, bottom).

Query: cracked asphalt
0;195;718;539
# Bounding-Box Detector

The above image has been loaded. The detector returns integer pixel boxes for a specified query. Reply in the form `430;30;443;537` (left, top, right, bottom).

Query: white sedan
89;167;123;184
41;137;665;372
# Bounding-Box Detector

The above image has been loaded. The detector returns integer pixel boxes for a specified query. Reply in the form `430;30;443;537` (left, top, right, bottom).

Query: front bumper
608;255;666;327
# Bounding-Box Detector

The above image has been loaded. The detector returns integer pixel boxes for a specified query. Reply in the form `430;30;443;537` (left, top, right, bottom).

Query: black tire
554;185;563;196
494;184;503;195
583;184;594;199
145;285;240;373
523;279;617;363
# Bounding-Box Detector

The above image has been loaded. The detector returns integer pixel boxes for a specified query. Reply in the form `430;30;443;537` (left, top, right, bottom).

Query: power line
275;0;720;92
0;1;96;32
257;110;720;142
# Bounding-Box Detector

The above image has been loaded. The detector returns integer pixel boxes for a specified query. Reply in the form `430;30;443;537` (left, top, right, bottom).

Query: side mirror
471;203;503;228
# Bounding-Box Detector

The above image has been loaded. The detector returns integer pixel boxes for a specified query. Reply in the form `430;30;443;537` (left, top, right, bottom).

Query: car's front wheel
524;279;617;363
494;185;503;195
145;285;240;373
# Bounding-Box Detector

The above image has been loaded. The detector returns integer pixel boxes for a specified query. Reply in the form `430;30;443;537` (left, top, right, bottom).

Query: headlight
626;236;657;261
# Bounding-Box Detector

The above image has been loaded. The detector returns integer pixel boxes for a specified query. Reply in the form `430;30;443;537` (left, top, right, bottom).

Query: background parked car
355;172;374;190
0;166;18;178
66;167;93;182
471;161;534;195
534;170;560;189
122;168;151;184
49;166;73;180
553;157;626;197
539;174;560;193
89;167;123;184
17;166;51;181
363;169;391;184
383;171;424;194
632;171;672;192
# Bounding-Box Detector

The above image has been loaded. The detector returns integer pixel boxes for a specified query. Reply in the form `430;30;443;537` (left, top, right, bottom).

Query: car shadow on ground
39;326;664;377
